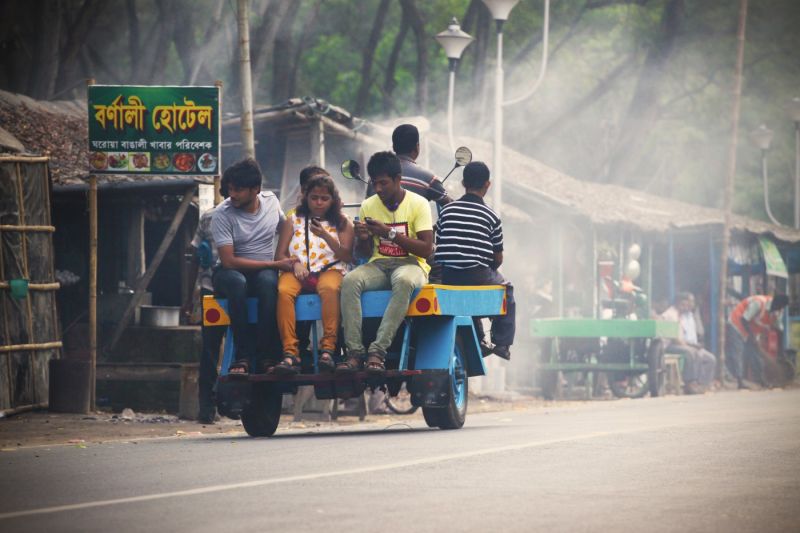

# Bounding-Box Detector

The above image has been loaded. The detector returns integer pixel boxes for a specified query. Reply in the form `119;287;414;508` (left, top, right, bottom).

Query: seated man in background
339;151;433;375
434;161;515;360
211;159;295;374
661;292;715;394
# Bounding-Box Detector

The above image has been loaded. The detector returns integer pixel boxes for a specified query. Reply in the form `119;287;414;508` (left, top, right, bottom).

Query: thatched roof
0;89;212;191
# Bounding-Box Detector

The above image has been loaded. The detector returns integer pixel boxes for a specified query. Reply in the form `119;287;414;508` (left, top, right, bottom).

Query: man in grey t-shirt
211;159;295;374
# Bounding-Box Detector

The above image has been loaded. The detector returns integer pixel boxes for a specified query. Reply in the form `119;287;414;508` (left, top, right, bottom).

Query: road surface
1;389;798;532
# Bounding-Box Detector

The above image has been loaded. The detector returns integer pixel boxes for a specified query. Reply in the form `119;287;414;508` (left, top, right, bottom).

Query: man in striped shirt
434;161;515;360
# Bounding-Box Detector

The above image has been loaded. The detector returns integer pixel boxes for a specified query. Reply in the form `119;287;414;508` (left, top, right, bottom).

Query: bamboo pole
237;0;255;159
0;225;55;232
106;186;196;353
717;0;749;380
14;161;38;404
0;156;50;163
0;282;60;290
0;342;63;353
0;402;48;419
214;80;224;205
89;174;98;409
87;78;97;410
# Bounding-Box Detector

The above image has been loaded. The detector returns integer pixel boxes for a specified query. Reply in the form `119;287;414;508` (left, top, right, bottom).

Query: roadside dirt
0;394;550;449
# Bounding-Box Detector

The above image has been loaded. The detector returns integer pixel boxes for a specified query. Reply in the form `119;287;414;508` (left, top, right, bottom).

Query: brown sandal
335;355;362;374
365;353;385;376
318;351;335;373
228;359;250;376
272;355;301;376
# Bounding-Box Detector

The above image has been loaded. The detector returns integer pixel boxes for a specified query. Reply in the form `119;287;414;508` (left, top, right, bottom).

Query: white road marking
0;426;666;520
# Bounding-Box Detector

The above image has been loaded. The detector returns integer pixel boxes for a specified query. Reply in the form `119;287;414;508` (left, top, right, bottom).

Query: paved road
1;389;798;532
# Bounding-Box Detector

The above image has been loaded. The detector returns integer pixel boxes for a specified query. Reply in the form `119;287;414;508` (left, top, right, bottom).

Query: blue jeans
212;268;280;367
442;266;516;347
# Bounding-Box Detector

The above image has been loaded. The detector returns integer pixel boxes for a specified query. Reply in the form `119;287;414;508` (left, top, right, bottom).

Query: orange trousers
277;270;343;357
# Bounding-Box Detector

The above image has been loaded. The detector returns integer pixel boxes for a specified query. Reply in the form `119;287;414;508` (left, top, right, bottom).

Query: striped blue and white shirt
434;193;503;269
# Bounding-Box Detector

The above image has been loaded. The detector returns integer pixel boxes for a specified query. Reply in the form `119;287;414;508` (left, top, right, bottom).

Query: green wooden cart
530;318;679;400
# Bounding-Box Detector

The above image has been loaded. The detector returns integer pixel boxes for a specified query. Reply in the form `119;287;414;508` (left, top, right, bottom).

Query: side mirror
454;146;472;166
442;146;473;183
340;159;367;183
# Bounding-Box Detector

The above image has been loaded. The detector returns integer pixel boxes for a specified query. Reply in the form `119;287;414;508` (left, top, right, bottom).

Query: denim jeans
442;266;516;347
212;268;280;367
341;259;427;358
199;288;225;418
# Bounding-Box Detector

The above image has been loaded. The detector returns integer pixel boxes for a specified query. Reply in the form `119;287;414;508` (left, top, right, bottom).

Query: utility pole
237;0;255;159
717;0;749;379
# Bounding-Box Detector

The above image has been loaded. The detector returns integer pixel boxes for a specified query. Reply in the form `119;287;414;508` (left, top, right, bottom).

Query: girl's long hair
296;175;345;230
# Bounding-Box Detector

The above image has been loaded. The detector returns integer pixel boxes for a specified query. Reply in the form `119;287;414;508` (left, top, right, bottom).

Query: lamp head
748;124;773;151
435;17;474;61
790;97;800;124
481;0;520;22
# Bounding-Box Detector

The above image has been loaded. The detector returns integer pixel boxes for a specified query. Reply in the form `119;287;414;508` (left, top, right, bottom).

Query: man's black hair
220;173;229;198
392;124;419;155
771;293;789;312
463;161;491;190
367;151;402;180
676;291;693;303
299;165;328;189
222;158;262;189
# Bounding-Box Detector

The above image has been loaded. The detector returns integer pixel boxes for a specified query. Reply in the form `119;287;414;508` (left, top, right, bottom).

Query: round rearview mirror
454;146;472;166
340;159;362;181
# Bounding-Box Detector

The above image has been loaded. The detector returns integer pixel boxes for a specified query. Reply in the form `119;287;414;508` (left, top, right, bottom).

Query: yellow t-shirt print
359;191;433;274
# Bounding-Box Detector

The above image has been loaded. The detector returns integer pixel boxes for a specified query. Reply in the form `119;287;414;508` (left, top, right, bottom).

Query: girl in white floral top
274;175;354;374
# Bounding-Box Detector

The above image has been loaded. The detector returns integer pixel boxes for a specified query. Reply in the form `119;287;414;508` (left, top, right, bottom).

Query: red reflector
415;298;431;313
206;308;221;323
502;298;507;313
434;297;439;312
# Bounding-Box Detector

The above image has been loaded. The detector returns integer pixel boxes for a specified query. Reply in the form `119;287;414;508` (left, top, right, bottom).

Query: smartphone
364;216;374;224
311;216;322;224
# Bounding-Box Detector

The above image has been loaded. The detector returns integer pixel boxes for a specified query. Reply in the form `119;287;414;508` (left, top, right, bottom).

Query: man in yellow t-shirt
338;151;433;375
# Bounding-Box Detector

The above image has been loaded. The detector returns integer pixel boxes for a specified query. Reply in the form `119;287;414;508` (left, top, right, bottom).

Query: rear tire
437;337;468;430
422;407;442;428
241;385;282;437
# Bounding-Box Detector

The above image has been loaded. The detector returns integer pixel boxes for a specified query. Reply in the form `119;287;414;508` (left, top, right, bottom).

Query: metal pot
139;305;180;327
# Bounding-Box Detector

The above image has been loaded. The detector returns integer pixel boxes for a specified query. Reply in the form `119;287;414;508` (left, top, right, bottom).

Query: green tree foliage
0;0;798;222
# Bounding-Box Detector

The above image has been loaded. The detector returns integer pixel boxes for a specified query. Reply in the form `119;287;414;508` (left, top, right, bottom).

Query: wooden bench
96;362;199;419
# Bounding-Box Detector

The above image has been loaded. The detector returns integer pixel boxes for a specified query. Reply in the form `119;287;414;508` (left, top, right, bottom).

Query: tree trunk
400;0;428;113
28;0;61;99
354;0;391;115
147;2;176;84
188;0;226;85
251;0;294;100
604;0;685;185
55;0;105;95
382;10;410;117
271;0;302;102
237;0;256;159
126;0;140;79
287;0;324;98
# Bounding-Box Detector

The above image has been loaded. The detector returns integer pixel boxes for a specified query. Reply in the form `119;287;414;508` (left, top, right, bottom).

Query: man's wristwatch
387;228;398;241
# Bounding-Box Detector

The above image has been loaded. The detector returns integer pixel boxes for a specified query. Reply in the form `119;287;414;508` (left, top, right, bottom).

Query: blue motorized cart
203;284;507;437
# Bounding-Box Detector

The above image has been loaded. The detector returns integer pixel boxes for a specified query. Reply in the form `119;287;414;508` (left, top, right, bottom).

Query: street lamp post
748;124;781;226
435;18;474;153
789;97;800;228
482;0;519;210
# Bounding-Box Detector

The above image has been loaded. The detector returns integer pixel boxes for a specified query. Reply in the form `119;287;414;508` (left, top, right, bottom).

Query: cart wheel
241;384;283;437
422;407;443;428
436;336;468;430
541;370;562;400
647;339;665;397
609;373;648;399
